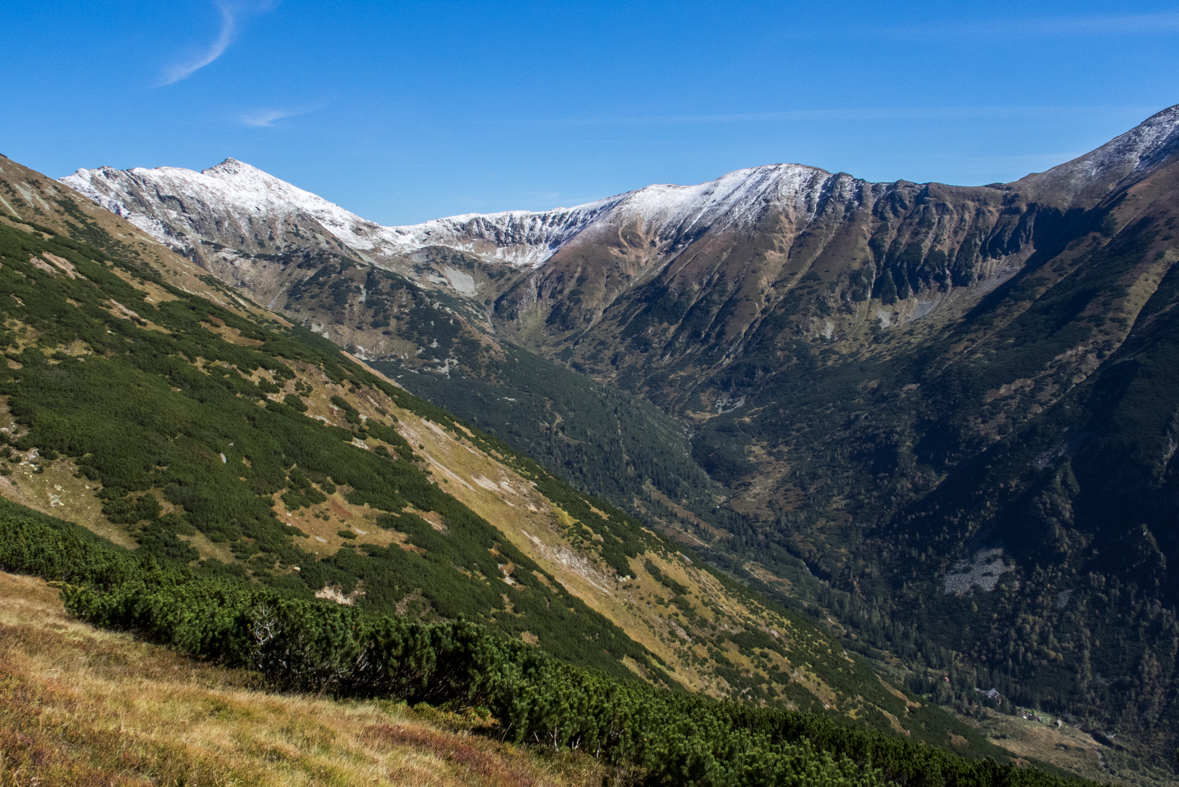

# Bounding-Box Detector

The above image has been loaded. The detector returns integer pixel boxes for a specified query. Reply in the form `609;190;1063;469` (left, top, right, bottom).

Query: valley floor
0;571;608;786
970;708;1174;787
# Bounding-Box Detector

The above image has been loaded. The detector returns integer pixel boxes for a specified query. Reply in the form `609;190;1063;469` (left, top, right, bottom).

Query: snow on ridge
378;197;625;266
63;167;187;251
64;158;387;254
63;158;616;266
60;106;1179;267
1019;104;1179;199
603;163;836;236
392;163;840;260
377;162;841;263
1089;104;1179;176
64;158;841;267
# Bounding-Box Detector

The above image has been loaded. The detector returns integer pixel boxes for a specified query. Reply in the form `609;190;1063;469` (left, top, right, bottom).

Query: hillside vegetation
0;568;606;787
0;499;1098;786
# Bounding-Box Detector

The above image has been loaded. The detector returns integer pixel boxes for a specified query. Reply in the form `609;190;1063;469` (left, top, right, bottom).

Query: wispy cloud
536;104;1152;128
160;3;235;85
160;1;276;86
241;107;310;127
965;153;1086;167
820;12;1179;41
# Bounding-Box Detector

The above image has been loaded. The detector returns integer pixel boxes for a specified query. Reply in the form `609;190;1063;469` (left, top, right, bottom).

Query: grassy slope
975;708;1176;787
0;569;607;787
204;241;732;550
0;501;1097;787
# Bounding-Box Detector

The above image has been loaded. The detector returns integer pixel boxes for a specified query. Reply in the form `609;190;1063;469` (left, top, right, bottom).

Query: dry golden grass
0;571;607;787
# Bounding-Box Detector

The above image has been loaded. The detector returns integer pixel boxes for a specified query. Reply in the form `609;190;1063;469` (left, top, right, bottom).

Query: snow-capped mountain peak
63;158;847;269
602;163;842;234
65;157;391;255
61;104;1179;272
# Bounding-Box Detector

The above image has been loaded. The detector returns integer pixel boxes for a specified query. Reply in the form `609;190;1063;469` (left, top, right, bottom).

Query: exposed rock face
943;548;1014;595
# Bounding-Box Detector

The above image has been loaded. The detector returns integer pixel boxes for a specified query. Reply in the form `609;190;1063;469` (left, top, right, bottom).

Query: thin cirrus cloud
241;107;312;127
537;104;1153;128
844;12;1179;40
159;1;276;86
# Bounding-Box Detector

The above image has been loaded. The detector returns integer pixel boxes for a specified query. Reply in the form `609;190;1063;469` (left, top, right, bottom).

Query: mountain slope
0;568;606;787
0;152;983;746
61;105;1179;774
63;157;734;548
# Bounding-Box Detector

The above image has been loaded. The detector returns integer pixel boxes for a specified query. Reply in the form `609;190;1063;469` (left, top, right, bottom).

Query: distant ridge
64;105;1179;273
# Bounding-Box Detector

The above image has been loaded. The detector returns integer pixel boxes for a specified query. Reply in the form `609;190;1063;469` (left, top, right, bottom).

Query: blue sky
4;1;1177;224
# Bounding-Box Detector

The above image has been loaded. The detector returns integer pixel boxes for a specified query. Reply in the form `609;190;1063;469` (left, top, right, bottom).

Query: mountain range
36;103;1179;779
15;138;1061;768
